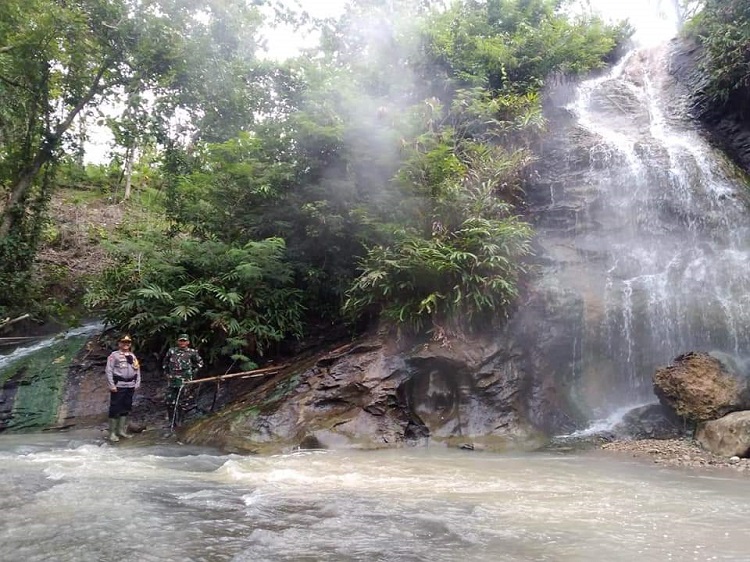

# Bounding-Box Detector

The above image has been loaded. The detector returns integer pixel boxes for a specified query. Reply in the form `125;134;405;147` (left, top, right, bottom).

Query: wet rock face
653;352;750;423
183;336;548;454
696;411;750;458
670;38;750;173
524;42;750;430
0;336;90;431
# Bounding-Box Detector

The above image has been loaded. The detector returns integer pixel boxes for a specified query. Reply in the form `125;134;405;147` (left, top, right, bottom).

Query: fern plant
85;235;303;364
345;173;532;338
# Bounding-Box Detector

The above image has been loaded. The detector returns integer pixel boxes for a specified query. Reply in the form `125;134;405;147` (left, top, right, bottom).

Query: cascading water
524;1;750;426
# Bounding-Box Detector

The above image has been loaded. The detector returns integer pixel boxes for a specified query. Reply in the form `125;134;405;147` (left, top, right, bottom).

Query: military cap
119;334;132;342
177;334;190;341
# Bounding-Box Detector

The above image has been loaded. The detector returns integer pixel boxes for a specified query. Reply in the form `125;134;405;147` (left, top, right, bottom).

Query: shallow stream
1;432;748;562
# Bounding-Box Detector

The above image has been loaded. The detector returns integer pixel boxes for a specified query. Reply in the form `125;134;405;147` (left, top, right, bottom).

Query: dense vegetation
683;0;750;112
1;0;629;364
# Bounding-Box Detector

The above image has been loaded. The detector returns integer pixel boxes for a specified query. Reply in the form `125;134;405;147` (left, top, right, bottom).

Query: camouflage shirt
162;347;204;380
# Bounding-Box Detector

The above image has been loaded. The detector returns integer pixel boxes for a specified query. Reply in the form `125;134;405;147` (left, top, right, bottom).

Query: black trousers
108;387;135;418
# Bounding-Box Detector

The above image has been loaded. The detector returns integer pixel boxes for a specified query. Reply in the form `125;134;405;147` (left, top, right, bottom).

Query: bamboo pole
0;313;30;330
0;336;44;342
0;336;47;342
182;364;285;385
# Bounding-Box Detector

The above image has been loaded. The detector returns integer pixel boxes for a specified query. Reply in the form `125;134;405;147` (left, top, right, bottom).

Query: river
2;3;748;561
0;432;748;562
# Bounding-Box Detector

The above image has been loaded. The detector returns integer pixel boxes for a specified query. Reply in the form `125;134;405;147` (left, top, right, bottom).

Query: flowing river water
1;432;749;562
3;3;750;561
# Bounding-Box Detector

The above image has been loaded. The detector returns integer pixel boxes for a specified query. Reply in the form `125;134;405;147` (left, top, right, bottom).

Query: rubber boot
117;416;132;438
108;418;120;442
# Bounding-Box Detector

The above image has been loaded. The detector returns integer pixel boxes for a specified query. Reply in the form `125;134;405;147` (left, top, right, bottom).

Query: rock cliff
669;37;750;174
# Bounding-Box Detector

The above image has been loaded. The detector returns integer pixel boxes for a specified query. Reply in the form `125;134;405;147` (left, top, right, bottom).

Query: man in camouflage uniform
163;333;204;425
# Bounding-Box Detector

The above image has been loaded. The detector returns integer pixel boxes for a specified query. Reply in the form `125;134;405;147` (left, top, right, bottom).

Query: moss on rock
0;336;87;431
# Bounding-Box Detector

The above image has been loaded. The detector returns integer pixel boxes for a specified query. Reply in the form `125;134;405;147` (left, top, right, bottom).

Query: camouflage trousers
165;376;196;424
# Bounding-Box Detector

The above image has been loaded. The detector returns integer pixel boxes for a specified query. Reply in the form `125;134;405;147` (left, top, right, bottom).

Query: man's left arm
192;350;204;373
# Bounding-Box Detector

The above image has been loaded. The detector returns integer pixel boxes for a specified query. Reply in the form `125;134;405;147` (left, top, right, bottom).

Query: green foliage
55;160;121;195
0;0;267;317
345;144;533;337
2;0;627;343
84;234;304;362
684;0;750;107
158;0;625;339
419;0;631;93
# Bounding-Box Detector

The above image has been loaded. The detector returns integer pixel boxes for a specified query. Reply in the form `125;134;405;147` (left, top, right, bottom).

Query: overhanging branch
53;61;110;139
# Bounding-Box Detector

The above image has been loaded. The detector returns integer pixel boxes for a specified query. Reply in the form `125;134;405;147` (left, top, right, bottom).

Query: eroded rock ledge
182;336;549;454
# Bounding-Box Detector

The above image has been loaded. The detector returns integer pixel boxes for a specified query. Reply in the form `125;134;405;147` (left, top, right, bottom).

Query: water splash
561;401;656;438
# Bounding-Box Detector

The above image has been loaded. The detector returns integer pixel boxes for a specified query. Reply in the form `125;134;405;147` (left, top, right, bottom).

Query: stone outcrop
696;411;750;458
0;335;91;431
653;352;750;423
1;325;587;449
182;335;552;454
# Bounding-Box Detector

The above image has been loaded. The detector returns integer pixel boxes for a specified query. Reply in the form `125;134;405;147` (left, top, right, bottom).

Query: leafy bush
345;142;533;338
85;234;303;365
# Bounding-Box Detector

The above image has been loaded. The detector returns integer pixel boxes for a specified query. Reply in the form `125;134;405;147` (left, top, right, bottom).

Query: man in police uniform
105;334;141;442
163;333;204;425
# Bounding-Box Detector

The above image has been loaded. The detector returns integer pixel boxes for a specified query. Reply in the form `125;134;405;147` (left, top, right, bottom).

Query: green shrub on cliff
685;0;750;107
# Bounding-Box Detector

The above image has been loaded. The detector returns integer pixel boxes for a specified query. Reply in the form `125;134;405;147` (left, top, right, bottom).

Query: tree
0;0;266;313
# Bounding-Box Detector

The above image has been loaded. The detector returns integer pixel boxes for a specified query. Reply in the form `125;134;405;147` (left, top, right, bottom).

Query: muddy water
0;432;747;561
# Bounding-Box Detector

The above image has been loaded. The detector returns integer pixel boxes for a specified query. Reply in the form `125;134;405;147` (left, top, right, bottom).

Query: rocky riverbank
600;438;750;474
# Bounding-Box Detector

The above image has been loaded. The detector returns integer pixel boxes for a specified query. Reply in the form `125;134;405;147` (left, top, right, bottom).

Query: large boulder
653;352;750;423
695;411;750;458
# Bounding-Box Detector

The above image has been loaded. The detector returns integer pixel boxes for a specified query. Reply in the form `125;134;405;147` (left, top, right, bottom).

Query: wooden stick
0;335;44;341
0;313;30;330
326;342;355;356
182;364;285;385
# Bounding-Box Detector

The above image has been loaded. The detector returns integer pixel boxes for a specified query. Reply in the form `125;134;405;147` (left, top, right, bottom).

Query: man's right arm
105;353;116;391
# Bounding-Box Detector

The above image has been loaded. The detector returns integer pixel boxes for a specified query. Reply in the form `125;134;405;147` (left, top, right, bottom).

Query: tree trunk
123;146;134;200
0;63;109;238
0;150;51;238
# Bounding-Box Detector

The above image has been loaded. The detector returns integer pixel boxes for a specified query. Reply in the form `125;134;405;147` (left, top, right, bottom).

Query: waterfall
523;2;750;425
